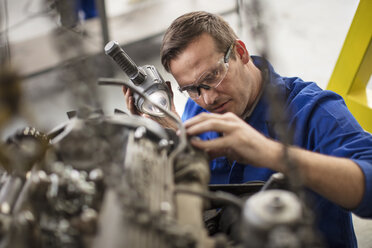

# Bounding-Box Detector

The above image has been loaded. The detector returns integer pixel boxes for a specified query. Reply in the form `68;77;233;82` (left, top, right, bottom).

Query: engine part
104;41;172;117
242;189;319;248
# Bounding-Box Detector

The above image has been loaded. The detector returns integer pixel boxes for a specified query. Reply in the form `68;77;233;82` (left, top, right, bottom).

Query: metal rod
95;0;110;47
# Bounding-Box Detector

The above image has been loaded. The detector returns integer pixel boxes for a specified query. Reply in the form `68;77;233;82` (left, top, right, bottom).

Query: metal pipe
95;0;110;48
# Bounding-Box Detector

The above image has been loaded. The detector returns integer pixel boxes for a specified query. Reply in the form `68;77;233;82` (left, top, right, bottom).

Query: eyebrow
181;51;224;87
192;62;220;85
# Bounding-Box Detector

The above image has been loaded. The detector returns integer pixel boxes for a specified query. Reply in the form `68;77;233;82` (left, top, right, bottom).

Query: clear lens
140;90;170;117
195;58;227;86
178;54;230;100
184;87;198;99
190;62;228;99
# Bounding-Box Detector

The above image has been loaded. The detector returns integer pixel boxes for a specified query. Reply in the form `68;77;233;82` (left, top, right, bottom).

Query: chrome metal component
244;190;302;230
134;126;147;140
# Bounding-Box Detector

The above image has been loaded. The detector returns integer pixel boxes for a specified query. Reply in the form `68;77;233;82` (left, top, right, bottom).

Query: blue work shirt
181;56;372;248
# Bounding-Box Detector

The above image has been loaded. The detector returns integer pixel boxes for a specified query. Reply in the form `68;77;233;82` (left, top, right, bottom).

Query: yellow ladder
327;0;372;132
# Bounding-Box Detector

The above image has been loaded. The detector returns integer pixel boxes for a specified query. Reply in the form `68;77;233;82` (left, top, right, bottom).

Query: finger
205;148;229;160
123;86;130;106
164;81;179;116
124;87;130;101
190;135;226;148
125;88;132;98
165;81;174;98
125;89;133;104
124;89;132;108
184;112;222;128
124;89;140;115
190;136;230;157
184;112;238;128
127;95;139;115
123;87;134;114
186;117;234;136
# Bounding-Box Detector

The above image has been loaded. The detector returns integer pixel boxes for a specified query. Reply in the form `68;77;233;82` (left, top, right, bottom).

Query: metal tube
0;176;24;214
95;0;110;48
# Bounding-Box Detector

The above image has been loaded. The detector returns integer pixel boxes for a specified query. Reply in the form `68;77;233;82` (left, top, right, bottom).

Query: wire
98;78;181;127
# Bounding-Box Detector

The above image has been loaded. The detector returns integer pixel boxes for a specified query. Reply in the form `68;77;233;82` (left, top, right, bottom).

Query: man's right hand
122;86;142;116
122;83;181;130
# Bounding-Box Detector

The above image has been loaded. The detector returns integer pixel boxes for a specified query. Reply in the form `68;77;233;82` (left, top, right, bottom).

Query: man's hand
184;112;279;166
122;86;142;116
122;81;181;130
185;112;365;209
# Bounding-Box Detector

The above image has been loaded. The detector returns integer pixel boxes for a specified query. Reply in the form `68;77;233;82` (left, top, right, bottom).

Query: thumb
165;81;174;98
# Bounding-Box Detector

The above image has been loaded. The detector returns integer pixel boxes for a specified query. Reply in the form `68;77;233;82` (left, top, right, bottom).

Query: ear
235;40;250;64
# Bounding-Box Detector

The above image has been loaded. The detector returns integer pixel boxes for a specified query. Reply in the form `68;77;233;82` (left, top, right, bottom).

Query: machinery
0;40;325;247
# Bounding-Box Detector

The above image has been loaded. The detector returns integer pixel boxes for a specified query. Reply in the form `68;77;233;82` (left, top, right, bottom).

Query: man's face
169;33;255;117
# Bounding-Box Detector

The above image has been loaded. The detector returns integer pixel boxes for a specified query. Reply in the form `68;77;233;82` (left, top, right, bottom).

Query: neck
242;62;263;119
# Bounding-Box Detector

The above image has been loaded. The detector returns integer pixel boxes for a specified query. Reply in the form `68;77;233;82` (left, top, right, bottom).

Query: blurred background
0;0;371;246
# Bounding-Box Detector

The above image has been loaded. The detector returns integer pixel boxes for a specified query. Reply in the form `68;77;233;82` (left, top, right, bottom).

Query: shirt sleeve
287;80;372;218
181;98;207;122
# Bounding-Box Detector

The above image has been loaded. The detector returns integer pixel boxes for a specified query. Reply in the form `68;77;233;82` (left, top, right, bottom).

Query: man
123;11;372;247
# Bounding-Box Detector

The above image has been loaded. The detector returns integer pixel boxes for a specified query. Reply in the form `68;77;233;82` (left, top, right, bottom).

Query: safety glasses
178;43;234;99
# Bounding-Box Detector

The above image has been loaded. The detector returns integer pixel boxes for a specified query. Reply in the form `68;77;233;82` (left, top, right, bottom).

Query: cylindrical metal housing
104;41;146;85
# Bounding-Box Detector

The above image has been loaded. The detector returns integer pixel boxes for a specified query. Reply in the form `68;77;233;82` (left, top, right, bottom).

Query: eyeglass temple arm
224;43;235;63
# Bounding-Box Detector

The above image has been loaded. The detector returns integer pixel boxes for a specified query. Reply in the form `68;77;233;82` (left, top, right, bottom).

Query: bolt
159;139;169;149
0;203;10;215
134;126;146;139
89;168;103;181
268;195;285;213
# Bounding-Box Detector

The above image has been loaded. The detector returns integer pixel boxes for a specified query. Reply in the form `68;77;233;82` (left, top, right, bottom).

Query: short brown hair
161;11;238;72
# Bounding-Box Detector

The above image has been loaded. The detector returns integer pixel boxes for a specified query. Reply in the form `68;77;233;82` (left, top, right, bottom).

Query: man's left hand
184;112;277;166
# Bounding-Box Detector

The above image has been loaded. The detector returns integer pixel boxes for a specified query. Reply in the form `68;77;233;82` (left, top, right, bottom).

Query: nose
200;88;218;105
